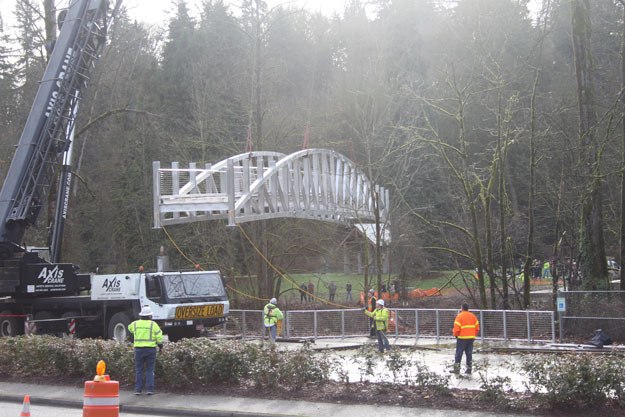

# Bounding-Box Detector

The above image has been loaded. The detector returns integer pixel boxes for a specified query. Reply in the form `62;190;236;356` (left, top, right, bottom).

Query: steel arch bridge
152;149;390;231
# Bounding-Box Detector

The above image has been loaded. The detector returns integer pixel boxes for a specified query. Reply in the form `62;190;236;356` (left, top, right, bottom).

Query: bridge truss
153;149;390;231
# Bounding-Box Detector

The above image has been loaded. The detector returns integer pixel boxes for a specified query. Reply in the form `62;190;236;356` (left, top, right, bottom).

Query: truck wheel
33;311;59;335
0;310;24;337
108;311;132;342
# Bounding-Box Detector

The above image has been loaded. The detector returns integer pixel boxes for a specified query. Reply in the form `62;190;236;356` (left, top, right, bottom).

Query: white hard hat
270;298;277;304
377;299;385;306
139;306;153;316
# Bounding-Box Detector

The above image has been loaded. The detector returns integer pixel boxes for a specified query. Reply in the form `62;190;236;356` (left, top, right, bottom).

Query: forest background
0;0;624;311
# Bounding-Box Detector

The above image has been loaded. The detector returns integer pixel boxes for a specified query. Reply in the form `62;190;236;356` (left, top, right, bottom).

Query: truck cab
91;270;229;342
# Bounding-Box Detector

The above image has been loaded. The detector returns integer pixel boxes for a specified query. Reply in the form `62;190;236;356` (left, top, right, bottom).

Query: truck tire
167;327;201;342
0;310;24;337
33;311;60;335
108;311;132;342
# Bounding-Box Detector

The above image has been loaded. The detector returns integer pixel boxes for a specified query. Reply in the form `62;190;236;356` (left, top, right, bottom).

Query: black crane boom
0;0;114;295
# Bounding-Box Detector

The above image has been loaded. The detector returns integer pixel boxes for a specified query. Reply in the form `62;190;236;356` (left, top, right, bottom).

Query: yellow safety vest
263;303;284;327
128;319;163;347
364;307;389;331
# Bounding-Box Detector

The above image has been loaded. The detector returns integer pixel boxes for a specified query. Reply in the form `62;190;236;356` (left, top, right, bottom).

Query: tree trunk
43;0;56;61
571;0;608;290
497;92;509;310
619;1;625;291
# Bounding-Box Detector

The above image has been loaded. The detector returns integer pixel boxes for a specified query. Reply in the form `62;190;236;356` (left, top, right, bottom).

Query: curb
122;404;296;417
0;392;297;417
0;393;82;409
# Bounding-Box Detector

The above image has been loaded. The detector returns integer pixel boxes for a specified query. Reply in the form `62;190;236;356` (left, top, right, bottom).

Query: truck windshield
161;272;226;300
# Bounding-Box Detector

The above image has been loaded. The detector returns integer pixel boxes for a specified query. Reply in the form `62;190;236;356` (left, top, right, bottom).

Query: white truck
0;0;229;341
93;270;229;341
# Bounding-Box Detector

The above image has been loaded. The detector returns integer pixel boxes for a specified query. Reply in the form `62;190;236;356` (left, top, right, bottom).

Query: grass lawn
282;271;470;301
229;270;483;306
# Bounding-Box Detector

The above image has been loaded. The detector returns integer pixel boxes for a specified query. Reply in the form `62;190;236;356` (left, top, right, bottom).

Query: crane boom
0;0;114;295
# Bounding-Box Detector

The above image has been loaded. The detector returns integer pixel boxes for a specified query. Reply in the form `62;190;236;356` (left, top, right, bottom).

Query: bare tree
570;0;609;289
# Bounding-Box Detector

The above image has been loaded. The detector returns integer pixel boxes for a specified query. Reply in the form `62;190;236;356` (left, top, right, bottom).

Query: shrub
521;353;625;409
0;336;134;381
384;350;411;384
352;345;378;382
475;359;512;404
406;356;450;395
0;336;334;392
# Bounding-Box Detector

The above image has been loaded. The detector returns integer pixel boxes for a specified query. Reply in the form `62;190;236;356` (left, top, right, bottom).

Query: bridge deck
153;149;389;229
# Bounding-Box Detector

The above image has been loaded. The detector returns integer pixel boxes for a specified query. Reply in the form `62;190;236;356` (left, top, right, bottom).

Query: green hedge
522;353;625;408
5;336;625;411
0;336;332;391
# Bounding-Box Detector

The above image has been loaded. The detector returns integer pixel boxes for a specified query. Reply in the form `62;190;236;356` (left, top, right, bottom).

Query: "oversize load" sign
175;304;224;320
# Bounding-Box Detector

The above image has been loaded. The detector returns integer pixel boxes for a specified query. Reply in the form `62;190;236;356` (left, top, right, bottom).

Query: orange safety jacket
453;310;480;339
368;295;377;312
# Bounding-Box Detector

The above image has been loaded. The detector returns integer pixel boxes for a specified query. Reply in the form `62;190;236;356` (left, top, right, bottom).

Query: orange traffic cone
19;395;30;417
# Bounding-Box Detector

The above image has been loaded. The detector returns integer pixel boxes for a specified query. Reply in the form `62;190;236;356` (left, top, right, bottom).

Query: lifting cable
160;224;352;308
161;225;266;302
235;223;350;309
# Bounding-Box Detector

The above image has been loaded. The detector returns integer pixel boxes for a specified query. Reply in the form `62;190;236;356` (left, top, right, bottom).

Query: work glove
158;343;163;353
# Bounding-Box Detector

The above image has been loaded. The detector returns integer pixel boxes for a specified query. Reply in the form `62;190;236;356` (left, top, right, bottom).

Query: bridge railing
153;149;390;228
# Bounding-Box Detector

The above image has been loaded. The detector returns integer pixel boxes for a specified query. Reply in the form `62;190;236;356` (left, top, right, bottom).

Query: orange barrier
19;394;30;417
388;310;397;332
358;291;399;306
83;378;119;417
358;288;441;306
408;287;441;297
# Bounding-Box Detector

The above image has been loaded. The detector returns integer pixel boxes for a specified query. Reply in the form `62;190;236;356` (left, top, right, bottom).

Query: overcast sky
132;0;346;20
0;0;347;27
0;0;543;31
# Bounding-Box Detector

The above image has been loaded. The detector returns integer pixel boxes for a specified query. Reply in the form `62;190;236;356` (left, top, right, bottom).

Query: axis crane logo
101;277;121;292
37;265;65;284
45;48;74;119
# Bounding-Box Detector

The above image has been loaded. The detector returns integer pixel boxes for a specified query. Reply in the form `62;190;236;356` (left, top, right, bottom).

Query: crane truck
0;0;229;342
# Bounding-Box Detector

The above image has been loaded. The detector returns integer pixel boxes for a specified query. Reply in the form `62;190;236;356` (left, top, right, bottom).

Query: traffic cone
19;394;30;417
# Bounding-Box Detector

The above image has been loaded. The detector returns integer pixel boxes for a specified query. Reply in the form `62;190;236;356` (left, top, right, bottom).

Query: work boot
465;368;472;375
450;363;460;374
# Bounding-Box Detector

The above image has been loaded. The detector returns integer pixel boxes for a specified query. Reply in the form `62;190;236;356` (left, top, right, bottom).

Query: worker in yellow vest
128;306;163;395
263;298;284;342
363;299;391;353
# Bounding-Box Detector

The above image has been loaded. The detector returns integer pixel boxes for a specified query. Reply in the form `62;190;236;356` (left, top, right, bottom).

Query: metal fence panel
221;310;264;337
219;308;556;343
560;291;625;341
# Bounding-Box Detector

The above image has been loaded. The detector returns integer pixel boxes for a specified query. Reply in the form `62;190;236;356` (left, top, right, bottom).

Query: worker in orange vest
367;289;377;337
452;303;480;374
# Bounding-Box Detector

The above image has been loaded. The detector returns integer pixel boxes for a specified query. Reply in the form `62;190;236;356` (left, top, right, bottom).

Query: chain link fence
559;290;625;341
218;308;556;343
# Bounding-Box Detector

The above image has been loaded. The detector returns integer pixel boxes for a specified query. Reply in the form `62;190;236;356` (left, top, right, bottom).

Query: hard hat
139;306;153;316
377;299;385;306
368;289;374;294
270;298;277;304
